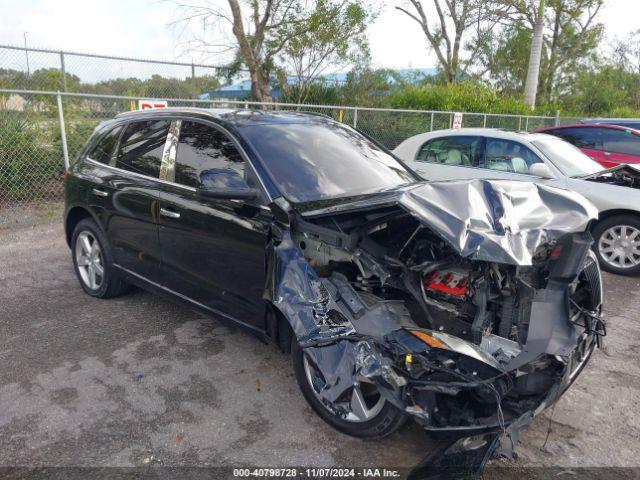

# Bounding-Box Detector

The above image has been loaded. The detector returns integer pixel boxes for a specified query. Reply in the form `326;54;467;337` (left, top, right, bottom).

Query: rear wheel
592;215;640;276
292;339;405;438
71;218;131;298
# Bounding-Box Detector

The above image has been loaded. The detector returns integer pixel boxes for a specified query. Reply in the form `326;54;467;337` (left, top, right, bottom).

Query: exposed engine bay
583;164;640;188
266;180;605;478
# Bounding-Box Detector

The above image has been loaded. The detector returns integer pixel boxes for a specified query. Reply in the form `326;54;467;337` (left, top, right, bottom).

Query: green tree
281;0;373;104
396;1;512;83
341;68;397;106
172;0;374;102
473;25;531;94
476;0;604;104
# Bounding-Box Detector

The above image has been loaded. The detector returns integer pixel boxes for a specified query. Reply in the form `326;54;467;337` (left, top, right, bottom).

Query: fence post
430;112;434;131
555;110;560;126
191;63;196;99
56;92;70;171
59;52;67;92
525;116;529;131
518;116;522;131
483;114;487;128
353;107;358;128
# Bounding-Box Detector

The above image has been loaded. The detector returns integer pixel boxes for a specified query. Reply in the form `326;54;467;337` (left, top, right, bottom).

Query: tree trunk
524;0;545;108
227;0;273;104
250;69;273;103
543;3;562;104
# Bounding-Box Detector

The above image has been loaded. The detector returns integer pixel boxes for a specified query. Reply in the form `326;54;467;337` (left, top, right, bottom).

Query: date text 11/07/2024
233;468;401;478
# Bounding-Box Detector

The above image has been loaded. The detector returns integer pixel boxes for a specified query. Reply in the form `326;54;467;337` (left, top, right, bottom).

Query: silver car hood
398;179;598;265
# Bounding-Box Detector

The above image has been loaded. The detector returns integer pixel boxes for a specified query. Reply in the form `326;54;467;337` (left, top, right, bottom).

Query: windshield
240;121;417;203
533;136;605;177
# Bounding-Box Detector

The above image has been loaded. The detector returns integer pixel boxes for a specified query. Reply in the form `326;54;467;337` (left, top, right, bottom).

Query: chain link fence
0;87;564;225
1;45;226;99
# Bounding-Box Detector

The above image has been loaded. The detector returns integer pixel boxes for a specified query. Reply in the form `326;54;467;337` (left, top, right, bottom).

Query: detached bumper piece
408;434;501;480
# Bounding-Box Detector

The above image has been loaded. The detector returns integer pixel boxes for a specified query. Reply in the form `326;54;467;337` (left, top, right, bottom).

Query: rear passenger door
157;119;271;332
104;119;168;282
410;136;483;181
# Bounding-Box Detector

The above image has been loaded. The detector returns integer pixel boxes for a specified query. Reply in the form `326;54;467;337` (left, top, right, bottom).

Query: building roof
201;67;440;100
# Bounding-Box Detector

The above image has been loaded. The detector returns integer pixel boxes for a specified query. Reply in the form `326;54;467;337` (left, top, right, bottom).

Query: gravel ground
0;220;638;477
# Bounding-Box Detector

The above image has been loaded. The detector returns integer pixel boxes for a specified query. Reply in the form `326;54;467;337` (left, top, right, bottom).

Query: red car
537;123;640;168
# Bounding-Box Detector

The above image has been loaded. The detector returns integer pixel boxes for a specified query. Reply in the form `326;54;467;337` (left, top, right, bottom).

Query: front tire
592;215;640;276
292;339;406;438
71;218;131;298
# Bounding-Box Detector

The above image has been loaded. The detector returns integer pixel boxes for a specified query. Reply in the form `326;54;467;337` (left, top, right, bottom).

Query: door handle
604;151;611;156
92;188;109;197
160;207;180;219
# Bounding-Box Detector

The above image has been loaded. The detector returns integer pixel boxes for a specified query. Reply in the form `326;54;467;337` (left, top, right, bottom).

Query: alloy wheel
598;225;640;269
302;355;385;422
75;231;104;290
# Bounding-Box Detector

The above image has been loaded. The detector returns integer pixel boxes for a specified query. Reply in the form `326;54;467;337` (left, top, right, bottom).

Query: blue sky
0;0;637;83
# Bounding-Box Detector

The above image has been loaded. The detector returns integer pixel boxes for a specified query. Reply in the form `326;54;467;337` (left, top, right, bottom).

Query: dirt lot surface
1;220;639;476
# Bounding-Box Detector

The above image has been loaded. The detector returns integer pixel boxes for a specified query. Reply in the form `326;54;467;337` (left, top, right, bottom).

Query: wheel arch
594;209;640;227
64;206;102;247
265;303;294;354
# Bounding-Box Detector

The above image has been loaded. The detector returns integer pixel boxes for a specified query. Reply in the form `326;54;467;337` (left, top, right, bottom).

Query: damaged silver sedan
66;109;606;478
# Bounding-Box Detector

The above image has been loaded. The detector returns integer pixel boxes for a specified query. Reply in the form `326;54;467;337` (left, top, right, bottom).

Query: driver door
157;119;271;332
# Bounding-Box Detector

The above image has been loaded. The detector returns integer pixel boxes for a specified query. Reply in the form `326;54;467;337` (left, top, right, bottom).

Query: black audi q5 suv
65;108;605;477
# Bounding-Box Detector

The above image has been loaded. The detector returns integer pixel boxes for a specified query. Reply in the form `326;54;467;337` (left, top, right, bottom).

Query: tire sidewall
71;218;114;297
592;215;640;276
291;339;405;438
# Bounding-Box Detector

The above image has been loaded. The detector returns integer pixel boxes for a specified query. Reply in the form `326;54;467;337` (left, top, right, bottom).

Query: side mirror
196;187;260;200
195;168;259;200
529;163;554;179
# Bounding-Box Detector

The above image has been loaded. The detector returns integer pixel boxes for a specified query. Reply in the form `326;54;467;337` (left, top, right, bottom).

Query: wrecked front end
267;180;604;478
582;163;640;188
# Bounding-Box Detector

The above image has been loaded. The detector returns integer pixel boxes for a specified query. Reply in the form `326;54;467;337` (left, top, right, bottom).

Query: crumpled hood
398;179;598;265
297;179;598;266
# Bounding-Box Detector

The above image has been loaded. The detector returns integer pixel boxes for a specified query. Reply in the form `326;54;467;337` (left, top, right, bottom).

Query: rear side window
416;136;479;166
550;127;603;150
601;129;640;156
174;120;246;189
88;126;122;165
116;120;170;177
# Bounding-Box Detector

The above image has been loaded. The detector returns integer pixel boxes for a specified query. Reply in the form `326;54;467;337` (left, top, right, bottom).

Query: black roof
114;107;334;127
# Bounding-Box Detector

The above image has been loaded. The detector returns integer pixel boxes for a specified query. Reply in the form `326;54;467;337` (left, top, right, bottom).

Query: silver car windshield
532;136;605;177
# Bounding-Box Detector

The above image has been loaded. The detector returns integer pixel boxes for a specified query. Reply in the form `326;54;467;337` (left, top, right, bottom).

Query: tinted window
601;129;640;156
416;136;479;166
484;139;543;174
550;127;602;150
116;120;170;177
175;121;246;189
89;126;122;165
240;121;416;203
